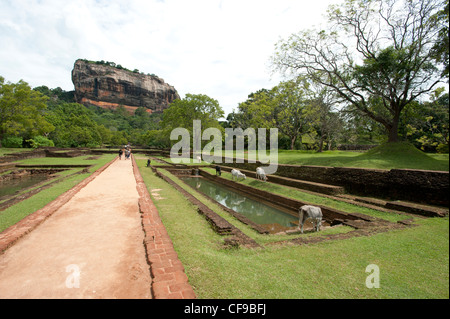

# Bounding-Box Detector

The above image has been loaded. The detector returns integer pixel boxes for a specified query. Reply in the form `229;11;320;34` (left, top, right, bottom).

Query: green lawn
14;155;104;166
166;142;449;171
275;143;449;171
137;159;449;298
0;148;32;157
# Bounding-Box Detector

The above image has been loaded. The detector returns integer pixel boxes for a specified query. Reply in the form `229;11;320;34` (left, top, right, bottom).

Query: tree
430;0;449;78
404;88;449;152
341;106;386;144
307;85;344;152
272;0;445;143
161;94;224;146
0;76;54;147
45;102;104;147
273;79;312;150
233;89;277;130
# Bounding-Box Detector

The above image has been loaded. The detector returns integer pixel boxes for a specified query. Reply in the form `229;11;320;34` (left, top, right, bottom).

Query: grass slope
277;142;448;171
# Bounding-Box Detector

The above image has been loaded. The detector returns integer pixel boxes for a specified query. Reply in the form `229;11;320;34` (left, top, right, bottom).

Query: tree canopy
0;76;54;147
272;0;447;143
161;93;224;138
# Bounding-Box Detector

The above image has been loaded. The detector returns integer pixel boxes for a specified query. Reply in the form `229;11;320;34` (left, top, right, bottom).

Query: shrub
26;136;55;148
1;136;23;148
436;143;449;154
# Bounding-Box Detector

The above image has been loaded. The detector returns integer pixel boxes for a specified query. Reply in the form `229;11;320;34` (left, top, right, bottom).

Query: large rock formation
71;59;179;113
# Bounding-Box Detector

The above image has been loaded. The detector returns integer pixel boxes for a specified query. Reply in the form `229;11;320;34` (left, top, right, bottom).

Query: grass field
275;143;449;171
136;159;449;298
164;142;449;171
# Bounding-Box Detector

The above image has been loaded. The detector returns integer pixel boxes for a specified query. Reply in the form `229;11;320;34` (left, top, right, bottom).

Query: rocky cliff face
71;59;180;113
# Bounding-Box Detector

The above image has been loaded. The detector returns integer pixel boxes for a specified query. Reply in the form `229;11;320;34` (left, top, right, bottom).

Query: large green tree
161;93;224;135
0;76;54;147
272;0;446;143
45;102;105;147
232;89;277;130
272;79;313;150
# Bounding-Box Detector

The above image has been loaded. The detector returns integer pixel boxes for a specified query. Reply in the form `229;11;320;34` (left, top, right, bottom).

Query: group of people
118;146;132;160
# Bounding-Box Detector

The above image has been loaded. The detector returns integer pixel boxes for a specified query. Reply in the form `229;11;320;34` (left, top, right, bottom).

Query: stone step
338;194;448;218
385;201;448;218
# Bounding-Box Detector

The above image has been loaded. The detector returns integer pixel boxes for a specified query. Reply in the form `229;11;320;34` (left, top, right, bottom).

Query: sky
0;0;340;117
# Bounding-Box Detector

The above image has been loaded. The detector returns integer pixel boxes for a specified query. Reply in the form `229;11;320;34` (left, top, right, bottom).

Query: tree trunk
387;111;401;143
318;137;324;153
290;135;297;150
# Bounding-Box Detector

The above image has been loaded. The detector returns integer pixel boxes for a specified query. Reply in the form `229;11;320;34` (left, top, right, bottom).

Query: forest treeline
0;75;448;153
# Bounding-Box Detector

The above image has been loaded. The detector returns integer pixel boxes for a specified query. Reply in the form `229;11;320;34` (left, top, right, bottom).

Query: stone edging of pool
154;166;417;249
131;156;197;299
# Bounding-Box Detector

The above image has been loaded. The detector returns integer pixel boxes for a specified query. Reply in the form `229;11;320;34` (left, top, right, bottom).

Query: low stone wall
0;169;64;182
219;161;449;206
0;149;46;163
44;149;91;158
337;144;378;151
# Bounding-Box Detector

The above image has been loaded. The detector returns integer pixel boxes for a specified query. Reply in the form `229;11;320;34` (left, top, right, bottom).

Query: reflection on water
181;177;297;229
0;175;48;198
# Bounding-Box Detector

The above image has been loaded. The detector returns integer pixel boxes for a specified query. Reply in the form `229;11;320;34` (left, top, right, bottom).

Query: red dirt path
0;158;151;298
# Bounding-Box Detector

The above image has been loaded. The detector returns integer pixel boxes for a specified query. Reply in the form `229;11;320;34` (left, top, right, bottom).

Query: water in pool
181;176;297;232
0;175;48;199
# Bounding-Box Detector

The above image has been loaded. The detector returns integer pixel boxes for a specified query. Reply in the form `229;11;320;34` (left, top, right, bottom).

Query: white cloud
0;0;339;117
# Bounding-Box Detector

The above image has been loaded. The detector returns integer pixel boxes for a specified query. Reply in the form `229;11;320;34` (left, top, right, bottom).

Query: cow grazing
298;205;323;234
231;169;246;181
256;167;268;181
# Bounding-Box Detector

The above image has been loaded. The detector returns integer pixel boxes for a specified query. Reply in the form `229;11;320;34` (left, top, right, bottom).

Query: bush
436;143;449;154
1;136;23;148
26;136;55;148
143;130;169;149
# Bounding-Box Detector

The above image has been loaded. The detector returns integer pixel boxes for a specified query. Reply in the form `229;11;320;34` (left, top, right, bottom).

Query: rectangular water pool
181;176;298;233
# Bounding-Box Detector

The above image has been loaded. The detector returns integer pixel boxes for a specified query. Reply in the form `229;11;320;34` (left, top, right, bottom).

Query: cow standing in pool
298;205;323;234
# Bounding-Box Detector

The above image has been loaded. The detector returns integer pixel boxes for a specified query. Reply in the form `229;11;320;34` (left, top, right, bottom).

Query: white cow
231;169;246;181
298;205;323;234
256;167;268;181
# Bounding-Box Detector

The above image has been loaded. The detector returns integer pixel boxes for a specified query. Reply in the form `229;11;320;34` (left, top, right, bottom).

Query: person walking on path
119;149;123;160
